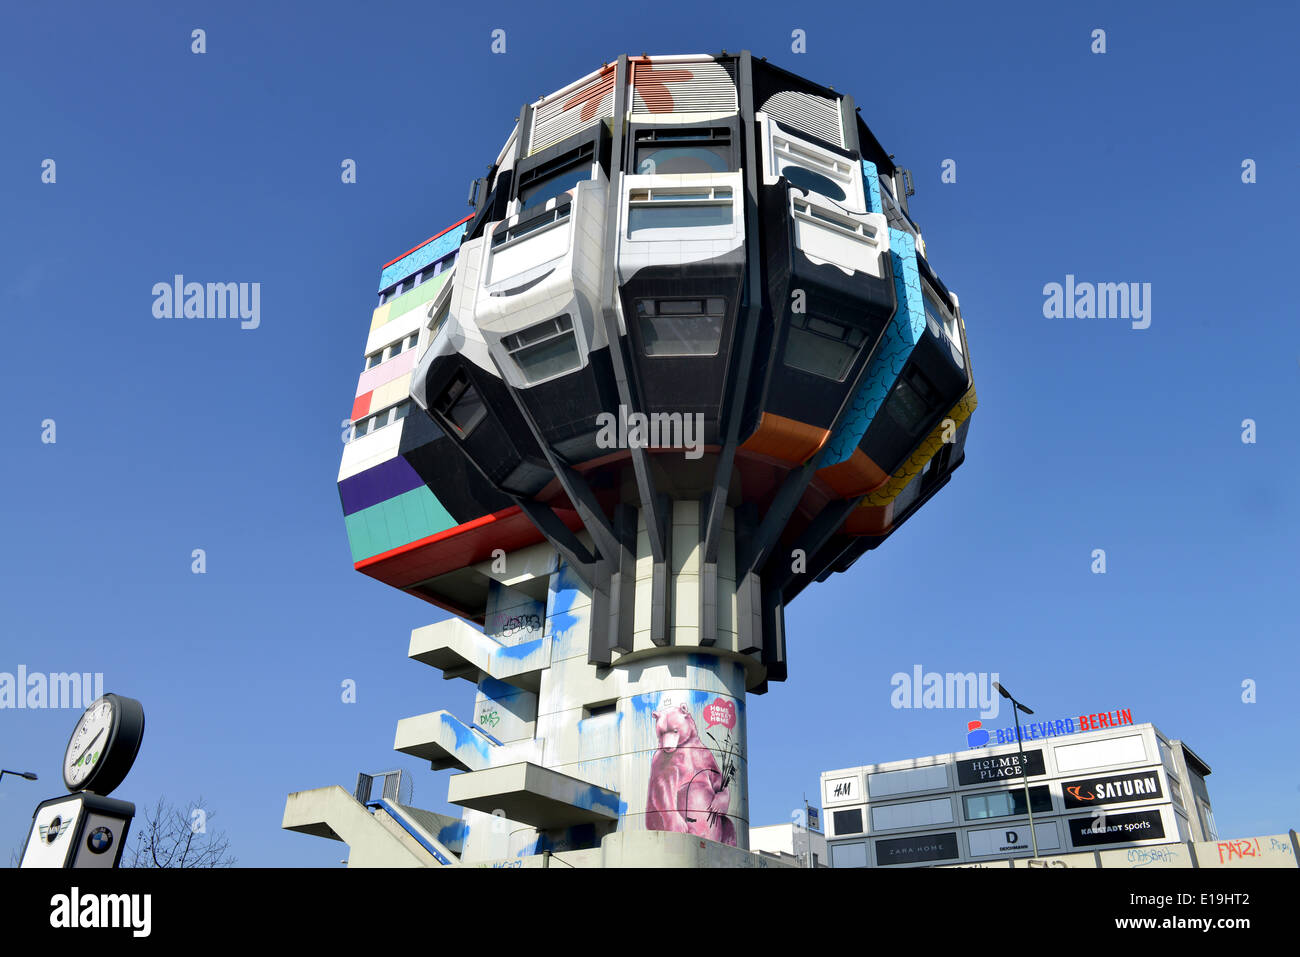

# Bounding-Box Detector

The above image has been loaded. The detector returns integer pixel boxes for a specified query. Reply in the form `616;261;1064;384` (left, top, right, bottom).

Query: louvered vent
631;59;737;115
528;71;616;155
761;90;844;147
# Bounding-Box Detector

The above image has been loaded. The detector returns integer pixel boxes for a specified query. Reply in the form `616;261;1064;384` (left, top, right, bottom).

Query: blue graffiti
494;637;544;661
441;713;491;762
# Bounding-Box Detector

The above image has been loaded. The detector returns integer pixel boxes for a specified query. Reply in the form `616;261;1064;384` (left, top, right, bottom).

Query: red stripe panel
351;391;372;421
354;505;585;590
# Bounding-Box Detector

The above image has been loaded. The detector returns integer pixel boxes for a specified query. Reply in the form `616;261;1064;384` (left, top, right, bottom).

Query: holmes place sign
956;749;1046;786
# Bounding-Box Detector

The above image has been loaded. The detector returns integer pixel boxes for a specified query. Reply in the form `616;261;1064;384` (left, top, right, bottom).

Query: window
792;198;877;242
492;204;571;249
783;312;867;381
627;186;733;235
517;143;595;211
363;331;420;371
633;127;734;175
923;287;962;360
962;786;1052;821
502;314;580;383
636;297;726;357
832;808;863;835
376;252;456;305
348;401;411;442
583;701;617;719
770;132;855;201
428;297;451;337
433;371;487;437
884;367;938;436
784;165;845;201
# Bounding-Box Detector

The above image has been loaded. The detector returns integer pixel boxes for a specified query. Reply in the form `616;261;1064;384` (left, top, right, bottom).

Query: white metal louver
761;90;844;147
528;71;615;155
631;59;737;115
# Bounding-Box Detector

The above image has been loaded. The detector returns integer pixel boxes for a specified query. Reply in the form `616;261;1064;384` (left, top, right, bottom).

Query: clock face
64;696;115;791
60;693;144;796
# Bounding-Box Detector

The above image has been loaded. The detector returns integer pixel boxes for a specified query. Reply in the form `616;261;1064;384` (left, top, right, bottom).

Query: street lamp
0;769;39;782
992;682;1039;859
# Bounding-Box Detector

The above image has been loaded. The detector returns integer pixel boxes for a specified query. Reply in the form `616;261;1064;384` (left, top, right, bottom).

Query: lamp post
992;683;1039;859
0;769;38;783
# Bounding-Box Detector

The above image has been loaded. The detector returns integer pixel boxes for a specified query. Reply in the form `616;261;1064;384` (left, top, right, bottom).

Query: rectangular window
583;701;617;719
517;143;595;210
502;314;580;383
792;198;877;241
783;311;867;381
884;367;938;435
636;297;726;357
492;204;571;249
348;401;411;443
633;127;734;175
923;287;963;358
366;352;382;370
434;371;487;437
832;808;863;835
962;786;1052;821
428;298;451;337
627;186;733;236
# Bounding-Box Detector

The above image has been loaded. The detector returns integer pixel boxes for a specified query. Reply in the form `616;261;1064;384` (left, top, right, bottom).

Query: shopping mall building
821;719;1233;867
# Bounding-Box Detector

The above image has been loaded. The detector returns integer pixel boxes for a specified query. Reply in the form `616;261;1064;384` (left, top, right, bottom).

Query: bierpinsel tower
287;52;976;866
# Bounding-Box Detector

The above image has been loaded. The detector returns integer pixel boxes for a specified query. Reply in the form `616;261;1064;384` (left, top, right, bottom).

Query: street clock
61;693;146;795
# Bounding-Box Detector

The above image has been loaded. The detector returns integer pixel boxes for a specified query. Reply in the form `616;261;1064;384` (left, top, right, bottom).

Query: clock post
19;693;146;869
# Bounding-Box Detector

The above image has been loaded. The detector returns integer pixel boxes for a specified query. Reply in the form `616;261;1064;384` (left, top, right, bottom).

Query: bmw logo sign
87;826;114;854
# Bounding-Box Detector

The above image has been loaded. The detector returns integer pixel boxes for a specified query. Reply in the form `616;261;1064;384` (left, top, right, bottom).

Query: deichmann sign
876;831;959;865
1062;769;1164;809
1068;809;1166;847
989;707;1133;746
968;822;1061;857
956;749;1045;786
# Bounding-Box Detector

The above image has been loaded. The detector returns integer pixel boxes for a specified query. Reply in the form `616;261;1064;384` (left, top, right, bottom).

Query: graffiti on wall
646;701;738;846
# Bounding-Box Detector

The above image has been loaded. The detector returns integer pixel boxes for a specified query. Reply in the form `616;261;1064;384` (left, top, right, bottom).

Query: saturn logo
87;826;114;854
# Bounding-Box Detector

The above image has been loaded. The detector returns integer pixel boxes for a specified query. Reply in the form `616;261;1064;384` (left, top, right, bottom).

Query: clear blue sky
2;1;1296;866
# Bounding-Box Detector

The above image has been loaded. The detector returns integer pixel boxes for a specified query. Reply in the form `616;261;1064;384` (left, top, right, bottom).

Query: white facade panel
1054;733;1147;774
866;763;948;799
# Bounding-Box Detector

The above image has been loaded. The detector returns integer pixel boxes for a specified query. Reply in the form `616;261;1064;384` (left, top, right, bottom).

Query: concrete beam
447;762;620;830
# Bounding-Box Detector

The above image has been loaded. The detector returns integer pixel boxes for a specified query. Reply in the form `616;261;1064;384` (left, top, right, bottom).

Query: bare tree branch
126;795;236;868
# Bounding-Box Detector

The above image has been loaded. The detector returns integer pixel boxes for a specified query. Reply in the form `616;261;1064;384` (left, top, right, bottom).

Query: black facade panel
421;352;552;497
856;326;968;477
516;346;622;465
512;122;612;208
753;181;895;430
618;259;745;447
398;408;513;523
